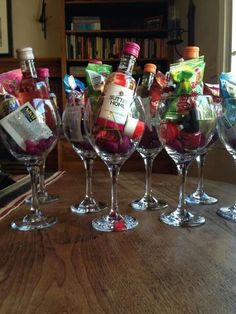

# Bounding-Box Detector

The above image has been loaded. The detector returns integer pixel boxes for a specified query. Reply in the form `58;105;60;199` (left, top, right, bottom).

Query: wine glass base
131;196;168;211
160;210;205;227
11;212;57;231
92;214;138;232
70;201;107;214
185;192;218;205
217;206;236;222
25;194;59;204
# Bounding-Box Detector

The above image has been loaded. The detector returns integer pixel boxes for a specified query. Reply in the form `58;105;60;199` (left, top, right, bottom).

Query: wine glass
25;110;61;204
84;96;145;232
131;120;168;211
0;99;60;231
185;130;219;205
156;95;217;227
216;97;236;221
62;97;106;214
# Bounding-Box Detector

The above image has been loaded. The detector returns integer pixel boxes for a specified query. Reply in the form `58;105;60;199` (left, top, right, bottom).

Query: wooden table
1;171;236;314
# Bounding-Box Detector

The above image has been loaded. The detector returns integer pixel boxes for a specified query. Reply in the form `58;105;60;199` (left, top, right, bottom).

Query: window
231;0;236;71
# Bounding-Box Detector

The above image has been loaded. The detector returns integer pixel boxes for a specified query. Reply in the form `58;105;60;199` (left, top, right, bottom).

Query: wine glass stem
27;165;40;214
108;164;121;218
177;162;190;215
143;156;154;197
38;158;46;195
83;157;94;198
196;153;206;194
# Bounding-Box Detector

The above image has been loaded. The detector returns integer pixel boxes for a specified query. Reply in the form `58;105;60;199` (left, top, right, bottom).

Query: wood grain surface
0;171;236;314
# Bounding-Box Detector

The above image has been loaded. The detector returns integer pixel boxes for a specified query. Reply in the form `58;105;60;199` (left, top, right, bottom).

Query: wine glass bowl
216;97;236;221
0;98;60;231
84;95;145;232
156;95;217;227
62;100;106;214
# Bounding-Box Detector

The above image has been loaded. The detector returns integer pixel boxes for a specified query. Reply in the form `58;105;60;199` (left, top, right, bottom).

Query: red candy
159;122;179;144
180;130;202;149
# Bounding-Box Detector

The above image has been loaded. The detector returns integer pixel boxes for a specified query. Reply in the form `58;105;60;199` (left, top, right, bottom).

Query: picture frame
0;0;13;56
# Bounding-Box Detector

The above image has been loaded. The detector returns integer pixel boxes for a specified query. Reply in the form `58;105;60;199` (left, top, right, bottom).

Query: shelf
65;0;167;4
66;29;168;38
67;58;168;63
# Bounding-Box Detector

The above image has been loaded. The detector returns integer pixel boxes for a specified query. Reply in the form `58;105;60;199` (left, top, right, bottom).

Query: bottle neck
118;54;136;75
141;72;155;90
20;59;37;79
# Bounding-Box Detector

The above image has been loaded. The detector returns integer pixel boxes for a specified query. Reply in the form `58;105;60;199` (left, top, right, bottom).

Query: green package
170;56;205;96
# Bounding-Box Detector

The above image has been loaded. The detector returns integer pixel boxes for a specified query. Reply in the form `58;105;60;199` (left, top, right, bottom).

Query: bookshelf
59;0;176;174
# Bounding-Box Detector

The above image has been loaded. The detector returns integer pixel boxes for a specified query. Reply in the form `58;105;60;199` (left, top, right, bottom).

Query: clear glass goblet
25;117;61;204
84;96;145;232
62;98;106;214
216;97;236;221
131;123;168;211
0;99;60;231
185;131;219;205
156;95;217;227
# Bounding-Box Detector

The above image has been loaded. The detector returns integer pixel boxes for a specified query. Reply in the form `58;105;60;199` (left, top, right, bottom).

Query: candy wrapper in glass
219;72;236;98
169;56;205;96
158;95;216;153
63;74;86;103
0;69;22;96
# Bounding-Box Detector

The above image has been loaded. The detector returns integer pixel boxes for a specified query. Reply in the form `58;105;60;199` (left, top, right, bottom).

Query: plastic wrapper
63;74;85;104
169;56;205;96
0;69;22;95
219;72;236;98
0;84;20;119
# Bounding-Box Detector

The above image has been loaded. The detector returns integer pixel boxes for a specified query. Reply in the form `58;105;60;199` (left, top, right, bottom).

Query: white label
142;96;152;130
64;106;83;142
0;102;53;150
87;69;105;91
99;84;134;125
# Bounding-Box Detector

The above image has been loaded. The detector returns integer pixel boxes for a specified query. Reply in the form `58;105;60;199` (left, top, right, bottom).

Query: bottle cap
144;63;157;74
123;42;140;58
183;46;199;59
89;59;103;64
37;67;50;78
16;47;34;60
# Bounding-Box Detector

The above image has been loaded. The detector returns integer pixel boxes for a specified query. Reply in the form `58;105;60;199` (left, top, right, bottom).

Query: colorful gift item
0;69;22;95
95;129;132;154
169;55;205;96
85;61;112;93
25;137;54;155
0;85;20;119
63;74;86;102
219;72;236;98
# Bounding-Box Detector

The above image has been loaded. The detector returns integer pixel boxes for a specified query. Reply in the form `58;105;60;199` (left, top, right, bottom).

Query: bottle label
99;84;133;127
0;102;53;151
64;106;83;142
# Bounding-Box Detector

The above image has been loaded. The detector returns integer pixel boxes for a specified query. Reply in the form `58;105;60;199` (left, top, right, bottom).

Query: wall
11;0;61;58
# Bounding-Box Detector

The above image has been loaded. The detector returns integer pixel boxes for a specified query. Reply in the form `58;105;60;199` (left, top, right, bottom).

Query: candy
159;121;179;144
180;130;202;149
